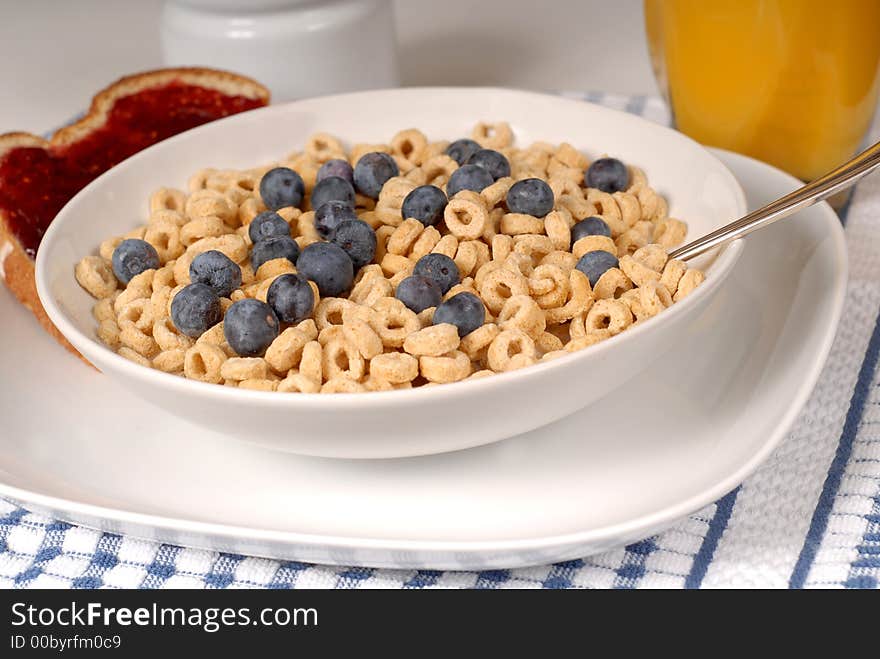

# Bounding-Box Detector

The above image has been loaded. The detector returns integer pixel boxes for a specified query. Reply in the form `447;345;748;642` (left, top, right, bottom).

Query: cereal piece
363;375;394;391
417;306;435;328
491;234;514;263
305;132;345;162
468;369;495;379
487;329;537;372
380;253;414;278
431;234;459;259
619;254;660;287
544;210;571;251
482;207;504;241
544;269;593;325
592;267;633;300
277;373;321;393
660;258;687;295
150;187;187;214
118;346;151;367
153;348;186;373
584;299;633;336
500;213;544;236
444;191;489;240
299;341;323;384
114;269;155;312
153;317;194;352
528;264;568;309
419;350;471;383
637;281;673;320
454;240;480;278
536;331;564;353
321;376;367;393
254;257;297;282
409;226;442;260
654;218;688;249
343;318;384;360
185;189;236;224
184;344;226;383
92;294;119;323
220;357;268;381
318;325;346;346
498;294;546;339
403;323;460;357
443;277;479;301
673;269;704;302
122;226;147;241
144;218;184;262
97;319;120;350
478;267;529;315
388;218;425;255
586;189;627;236
314;297;352;330
239;378;279;392
119;322;159;358
459;322;500;361
481;176;515;207
471;121;513;149
632;244;668;272
572;236;617;261
265;327;310;374
513;234;554;264
540;250;578;272
565;332;611;352
370;297;420;348
99;236;123;261
180;216;227;247
75;256;117;299
117;298;153;332
322;339;366;380
369;352;419;384
615;221;653;256
541;350;567;362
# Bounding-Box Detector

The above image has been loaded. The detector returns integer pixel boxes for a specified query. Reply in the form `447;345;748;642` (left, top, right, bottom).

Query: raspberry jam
0;82;265;258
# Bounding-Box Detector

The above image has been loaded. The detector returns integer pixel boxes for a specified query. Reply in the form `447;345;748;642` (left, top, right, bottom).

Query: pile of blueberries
110;139;631;360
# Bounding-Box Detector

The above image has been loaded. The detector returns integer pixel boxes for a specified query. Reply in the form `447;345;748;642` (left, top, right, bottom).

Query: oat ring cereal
75;122;704;392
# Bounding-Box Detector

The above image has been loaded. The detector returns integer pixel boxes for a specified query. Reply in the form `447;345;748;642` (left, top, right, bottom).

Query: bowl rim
36;86;747;408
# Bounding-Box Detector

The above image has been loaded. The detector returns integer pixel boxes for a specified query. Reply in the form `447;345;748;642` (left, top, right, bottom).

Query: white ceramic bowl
36;88;746;459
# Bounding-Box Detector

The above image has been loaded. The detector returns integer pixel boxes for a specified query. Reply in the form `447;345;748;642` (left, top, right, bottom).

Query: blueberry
445;138;481;165
446;164;494;198
332;219;377;270
575;250;620;287
571;216;611;246
314;201;358;241
266;273;315;324
310;175;355;210
505;178;554;217
433;292;485;337
296;241;354;297
466;149;511;180
585;157;629;193
248;211;290;244
395;275;442;313
111;238;159;285
250;235;300;272
317;158;354;185
413;253;460;294
223;298;280;357
353;152;399;199
170;282;221;338
189;250;242;298
259;166;305;210
401;185;447;227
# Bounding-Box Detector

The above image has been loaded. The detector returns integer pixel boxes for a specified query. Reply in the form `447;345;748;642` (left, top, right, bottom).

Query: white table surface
0;0;657;134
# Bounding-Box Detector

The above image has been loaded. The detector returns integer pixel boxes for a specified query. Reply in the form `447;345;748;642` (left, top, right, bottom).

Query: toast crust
0;68;269;359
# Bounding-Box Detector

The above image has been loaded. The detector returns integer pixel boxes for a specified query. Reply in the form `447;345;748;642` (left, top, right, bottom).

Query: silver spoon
669;139;880;261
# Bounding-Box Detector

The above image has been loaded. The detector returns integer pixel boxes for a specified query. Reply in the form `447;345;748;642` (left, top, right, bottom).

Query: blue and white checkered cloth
2;92;879;589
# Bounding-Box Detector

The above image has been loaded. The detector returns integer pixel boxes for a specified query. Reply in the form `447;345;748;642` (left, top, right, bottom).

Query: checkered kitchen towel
2;92;879;589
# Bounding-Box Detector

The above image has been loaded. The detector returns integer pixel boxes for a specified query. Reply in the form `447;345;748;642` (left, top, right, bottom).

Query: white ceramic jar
160;0;400;102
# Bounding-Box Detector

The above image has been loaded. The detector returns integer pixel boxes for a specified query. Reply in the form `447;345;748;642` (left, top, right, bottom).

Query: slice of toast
0;68;269;356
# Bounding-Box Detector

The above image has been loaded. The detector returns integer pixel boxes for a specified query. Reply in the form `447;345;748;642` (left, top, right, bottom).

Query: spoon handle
669;139;880;261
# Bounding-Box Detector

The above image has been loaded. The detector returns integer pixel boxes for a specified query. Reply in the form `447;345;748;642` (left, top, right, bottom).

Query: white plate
0;150;846;569
36;87;745;458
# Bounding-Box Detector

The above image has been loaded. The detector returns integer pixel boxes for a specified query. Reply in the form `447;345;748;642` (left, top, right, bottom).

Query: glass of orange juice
644;0;880;183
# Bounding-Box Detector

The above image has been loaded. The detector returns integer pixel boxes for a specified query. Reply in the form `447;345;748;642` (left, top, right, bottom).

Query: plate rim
3;148;848;557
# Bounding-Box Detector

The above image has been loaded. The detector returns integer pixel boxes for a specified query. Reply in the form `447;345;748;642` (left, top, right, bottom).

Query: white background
0;0;656;133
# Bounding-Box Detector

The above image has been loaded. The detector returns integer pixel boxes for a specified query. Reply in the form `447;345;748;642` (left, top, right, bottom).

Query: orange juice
645;0;880;180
